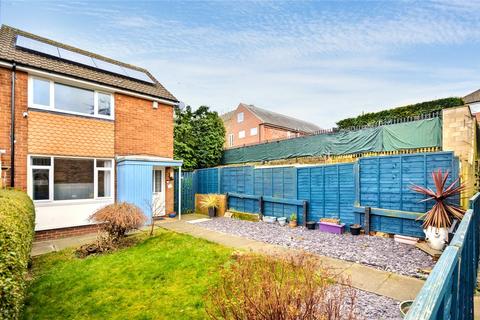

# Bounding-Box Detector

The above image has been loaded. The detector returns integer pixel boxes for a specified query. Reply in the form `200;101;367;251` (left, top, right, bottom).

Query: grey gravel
354;289;402;320
197;218;434;277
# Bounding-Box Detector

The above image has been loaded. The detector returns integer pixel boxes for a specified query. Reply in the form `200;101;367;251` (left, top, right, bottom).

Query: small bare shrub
205;253;357;320
89;202;147;240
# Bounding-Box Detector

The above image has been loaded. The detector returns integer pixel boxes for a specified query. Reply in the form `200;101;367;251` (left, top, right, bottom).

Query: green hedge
0;189;35;320
336;97;464;129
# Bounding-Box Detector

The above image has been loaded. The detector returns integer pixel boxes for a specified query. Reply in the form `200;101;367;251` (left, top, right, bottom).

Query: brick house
221;103;320;148
0;25;182;238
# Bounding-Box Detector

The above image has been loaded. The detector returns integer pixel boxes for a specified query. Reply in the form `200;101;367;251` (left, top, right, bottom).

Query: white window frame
228;133;234;147
237;112;244;123
239;130;245;139
28;75;115;120
27;155;115;204
250;127;258;136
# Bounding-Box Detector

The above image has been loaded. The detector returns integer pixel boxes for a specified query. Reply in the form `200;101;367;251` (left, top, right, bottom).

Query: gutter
0;60;179;106
10;62;16;187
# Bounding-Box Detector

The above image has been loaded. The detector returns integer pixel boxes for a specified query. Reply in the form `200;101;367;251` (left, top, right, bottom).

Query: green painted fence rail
405;192;480;320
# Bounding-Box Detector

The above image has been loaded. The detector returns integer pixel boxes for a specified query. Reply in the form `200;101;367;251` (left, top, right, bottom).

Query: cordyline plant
410;169;465;229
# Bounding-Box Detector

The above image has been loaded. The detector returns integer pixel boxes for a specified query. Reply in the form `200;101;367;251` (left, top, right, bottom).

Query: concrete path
162;217;424;302
32;233;98;256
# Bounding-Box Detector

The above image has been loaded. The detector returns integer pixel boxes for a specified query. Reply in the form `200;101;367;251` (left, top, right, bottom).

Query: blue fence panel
297;163;355;226
196;168;219;194
358;152;459;237
405;193;480;320
174;171;196;213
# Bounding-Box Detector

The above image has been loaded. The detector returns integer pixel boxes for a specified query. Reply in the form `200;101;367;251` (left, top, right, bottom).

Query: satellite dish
177;101;186;111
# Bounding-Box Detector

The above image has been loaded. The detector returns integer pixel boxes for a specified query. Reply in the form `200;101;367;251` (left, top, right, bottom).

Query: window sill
34;198;114;207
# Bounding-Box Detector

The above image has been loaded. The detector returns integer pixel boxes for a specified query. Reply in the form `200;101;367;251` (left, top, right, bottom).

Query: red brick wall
0;67;28;190
35;224;100;241
223;104;305;148
223;104;262;148
114;94;173;158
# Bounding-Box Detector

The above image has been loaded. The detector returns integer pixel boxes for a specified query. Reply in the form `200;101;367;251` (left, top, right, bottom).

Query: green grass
22;229;232;320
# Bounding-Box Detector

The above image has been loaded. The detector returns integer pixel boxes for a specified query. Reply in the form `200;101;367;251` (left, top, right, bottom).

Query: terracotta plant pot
289;220;297;228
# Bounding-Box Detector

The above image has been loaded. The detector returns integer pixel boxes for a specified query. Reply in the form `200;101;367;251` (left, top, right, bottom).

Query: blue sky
2;0;480;127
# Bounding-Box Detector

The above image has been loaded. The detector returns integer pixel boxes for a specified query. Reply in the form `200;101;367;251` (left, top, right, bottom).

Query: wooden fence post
259;196;263;217
303;201;308;227
365;206;371;235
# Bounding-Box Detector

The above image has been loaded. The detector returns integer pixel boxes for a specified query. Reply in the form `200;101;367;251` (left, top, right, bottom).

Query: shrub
336;97;463;129
205;254;357;320
0;189;35;320
89;202;147;240
200;194;220;209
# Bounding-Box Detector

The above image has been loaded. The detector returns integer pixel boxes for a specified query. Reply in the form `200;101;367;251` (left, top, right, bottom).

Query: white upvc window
239;130;245;139
237;112;244;123
28;76;115;120
250;127;258;136
28;155;114;202
228;133;234;147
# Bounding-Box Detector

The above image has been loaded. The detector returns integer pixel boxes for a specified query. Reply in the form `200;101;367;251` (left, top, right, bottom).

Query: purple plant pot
319;222;345;234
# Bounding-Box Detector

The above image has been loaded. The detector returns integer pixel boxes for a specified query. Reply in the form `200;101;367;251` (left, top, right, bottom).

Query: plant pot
168;212;177;218
277;217;287;226
208;207;217;218
289;220;297;228
349;224;361;235
399;300;413;318
423;226;448;251
306;221;316;230
263;216;276;223
319;222;345;234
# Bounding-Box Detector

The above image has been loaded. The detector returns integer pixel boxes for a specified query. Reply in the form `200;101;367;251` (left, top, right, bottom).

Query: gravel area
355;289;402;320
197;218;435;277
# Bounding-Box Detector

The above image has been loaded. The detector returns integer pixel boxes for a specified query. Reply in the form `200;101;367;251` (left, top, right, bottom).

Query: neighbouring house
464;89;480;122
0;25;183;238
221;103;320;148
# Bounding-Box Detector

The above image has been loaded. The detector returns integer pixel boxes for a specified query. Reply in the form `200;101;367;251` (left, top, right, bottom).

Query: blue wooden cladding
117;161;153;216
190;151;459;236
405;193;480;320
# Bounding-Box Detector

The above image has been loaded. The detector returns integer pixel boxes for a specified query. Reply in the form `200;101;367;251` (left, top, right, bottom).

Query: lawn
22;229;232;320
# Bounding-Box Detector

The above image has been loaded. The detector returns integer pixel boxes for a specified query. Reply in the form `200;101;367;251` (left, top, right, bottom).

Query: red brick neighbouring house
221;103;320;148
0;25;182;238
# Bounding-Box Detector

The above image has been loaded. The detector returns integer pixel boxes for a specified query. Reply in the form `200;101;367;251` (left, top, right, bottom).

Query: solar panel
16;35;155;84
124;67;154;83
16;35;60;57
58;48;96;68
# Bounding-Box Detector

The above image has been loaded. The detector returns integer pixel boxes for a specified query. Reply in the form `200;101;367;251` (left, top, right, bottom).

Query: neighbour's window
32;78;50;106
250;127;257;136
228;133;234;147
54;83;95;115
30;156;113;201
29;76;113;119
239;130;245;139
237;112;244;123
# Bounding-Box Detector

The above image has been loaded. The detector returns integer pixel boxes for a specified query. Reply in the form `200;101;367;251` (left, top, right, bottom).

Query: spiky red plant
410;169;465;229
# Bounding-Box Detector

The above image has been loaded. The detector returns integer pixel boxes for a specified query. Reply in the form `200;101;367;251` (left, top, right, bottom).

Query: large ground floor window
29;156;114;202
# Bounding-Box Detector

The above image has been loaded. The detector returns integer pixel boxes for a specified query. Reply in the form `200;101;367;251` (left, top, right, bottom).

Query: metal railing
405;192;480;320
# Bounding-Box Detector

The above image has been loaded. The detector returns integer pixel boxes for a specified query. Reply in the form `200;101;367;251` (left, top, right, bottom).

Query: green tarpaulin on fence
222;117;442;164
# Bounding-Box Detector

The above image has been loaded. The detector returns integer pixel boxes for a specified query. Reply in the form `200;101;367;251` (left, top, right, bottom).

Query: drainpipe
10;62;16;187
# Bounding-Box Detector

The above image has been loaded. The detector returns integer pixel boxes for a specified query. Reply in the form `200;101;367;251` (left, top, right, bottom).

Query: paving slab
161;220;424;302
31;233;97;256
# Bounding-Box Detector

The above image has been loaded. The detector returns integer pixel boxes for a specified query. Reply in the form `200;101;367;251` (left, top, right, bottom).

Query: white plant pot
423;226;449;251
277;217;287;226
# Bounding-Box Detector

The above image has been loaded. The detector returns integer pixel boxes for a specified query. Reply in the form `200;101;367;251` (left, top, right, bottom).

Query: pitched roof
0;25;177;102
220;110;235;122
240;103;321;133
464;89;480;105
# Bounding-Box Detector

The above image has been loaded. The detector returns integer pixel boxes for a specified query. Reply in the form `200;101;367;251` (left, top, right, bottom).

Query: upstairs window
237;112;244;123
29;76;114;119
